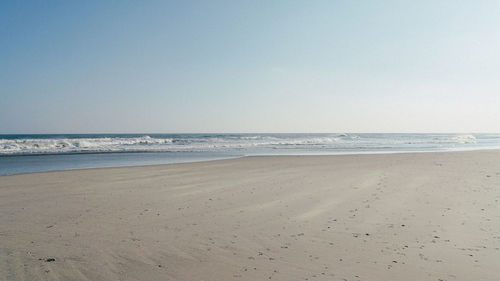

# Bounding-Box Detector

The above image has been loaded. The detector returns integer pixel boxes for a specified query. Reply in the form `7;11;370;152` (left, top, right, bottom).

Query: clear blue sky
1;0;499;133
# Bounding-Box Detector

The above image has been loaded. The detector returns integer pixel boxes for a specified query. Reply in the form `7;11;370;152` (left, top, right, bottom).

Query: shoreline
1;150;500;280
2;148;500;177
0;148;500;177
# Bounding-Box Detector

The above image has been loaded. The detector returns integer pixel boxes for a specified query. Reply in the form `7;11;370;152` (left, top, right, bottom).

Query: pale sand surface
1;151;500;281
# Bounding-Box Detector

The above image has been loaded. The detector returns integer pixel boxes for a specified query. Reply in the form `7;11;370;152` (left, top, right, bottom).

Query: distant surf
1;133;500;175
0;133;495;156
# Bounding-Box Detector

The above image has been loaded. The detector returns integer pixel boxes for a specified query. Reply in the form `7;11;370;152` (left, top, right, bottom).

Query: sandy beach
1;150;500;281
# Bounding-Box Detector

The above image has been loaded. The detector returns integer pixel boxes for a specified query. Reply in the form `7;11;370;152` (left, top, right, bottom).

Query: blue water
1;133;500;175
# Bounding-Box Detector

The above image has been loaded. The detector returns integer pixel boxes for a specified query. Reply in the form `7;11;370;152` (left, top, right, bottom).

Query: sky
1;0;500;133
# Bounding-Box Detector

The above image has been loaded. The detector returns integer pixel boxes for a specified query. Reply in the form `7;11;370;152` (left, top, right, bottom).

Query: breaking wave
0;133;488;155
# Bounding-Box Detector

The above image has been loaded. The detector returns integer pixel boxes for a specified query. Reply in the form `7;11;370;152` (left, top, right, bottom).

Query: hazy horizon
2;1;500;134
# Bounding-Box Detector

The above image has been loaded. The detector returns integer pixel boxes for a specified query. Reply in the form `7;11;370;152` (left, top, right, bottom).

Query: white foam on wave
0;136;176;155
0;134;481;155
450;134;476;144
275;137;340;145
0;135;343;155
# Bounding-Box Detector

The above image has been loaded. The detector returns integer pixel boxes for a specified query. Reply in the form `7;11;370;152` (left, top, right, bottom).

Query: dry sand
1;151;500;281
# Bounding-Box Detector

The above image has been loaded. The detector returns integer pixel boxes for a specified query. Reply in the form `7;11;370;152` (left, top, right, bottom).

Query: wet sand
1;150;500;281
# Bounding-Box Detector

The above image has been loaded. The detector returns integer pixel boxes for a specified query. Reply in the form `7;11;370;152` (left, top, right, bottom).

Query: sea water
1;133;499;175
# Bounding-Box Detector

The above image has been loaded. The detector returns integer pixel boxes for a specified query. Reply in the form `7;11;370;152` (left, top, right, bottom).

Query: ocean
1;133;499;175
